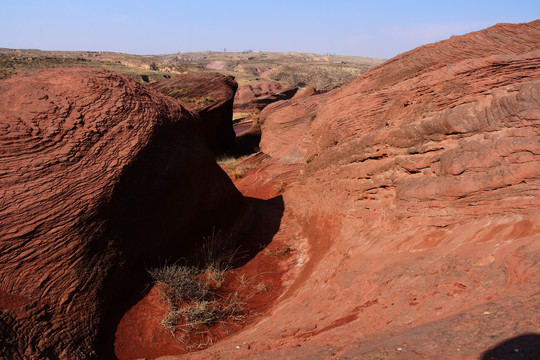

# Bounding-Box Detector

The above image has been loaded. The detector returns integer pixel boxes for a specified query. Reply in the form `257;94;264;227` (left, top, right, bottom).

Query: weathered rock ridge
150;72;238;154
234;81;298;111
258;91;332;164
174;20;540;359
0;68;250;359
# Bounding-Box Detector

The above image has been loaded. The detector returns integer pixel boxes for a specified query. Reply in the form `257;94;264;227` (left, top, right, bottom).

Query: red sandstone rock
234;81;298;111
0;68;250;359
150;72;238;154
234;85;319;152
231;82;300;146
161;20;540;359
292;86;318;99
258;91;332;164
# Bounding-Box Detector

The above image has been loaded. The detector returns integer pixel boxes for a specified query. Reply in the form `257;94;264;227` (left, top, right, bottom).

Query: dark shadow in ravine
230;126;261;157
481;333;540;360
91;117;253;359
233;195;285;268
97;194;283;359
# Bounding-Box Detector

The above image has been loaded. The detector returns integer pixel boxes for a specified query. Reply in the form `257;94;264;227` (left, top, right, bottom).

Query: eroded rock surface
0;68;250;359
150;72;238;154
234;81;298;112
292;86;318;99
172;20;540;359
258;92;332;164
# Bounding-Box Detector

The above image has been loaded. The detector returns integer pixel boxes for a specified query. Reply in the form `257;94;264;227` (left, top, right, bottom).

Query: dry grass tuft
149;265;209;301
148;230;251;350
217;155;256;179
274;179;286;193
149;262;248;350
253;281;271;294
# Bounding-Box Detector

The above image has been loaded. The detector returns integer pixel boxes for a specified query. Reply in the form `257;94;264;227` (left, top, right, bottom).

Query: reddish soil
114;287;185;359
113;153;295;359
205;61;226;70
114;250;288;360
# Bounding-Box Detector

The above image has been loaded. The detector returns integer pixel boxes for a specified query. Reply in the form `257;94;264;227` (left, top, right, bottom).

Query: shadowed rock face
174;20;540;359
150;72;238;154
234;81;298;111
0;68;250;359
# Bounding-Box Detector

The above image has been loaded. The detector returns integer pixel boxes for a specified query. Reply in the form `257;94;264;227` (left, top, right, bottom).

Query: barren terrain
1;20;539;360
0;48;383;90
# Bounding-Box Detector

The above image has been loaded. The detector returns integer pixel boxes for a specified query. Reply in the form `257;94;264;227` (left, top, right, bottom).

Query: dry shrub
217;155;256;179
149;265;209;302
148;231;249;350
253;281;271;294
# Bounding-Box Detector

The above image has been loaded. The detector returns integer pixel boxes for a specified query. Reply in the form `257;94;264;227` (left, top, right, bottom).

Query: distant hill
0;48;384;90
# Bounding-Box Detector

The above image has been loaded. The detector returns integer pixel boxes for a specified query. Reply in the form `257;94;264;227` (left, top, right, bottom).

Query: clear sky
1;0;538;59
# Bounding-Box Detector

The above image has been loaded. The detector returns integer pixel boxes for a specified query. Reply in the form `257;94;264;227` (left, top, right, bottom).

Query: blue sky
1;0;538;59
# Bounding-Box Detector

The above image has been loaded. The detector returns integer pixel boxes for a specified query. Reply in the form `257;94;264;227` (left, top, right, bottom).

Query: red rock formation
150;72;238;154
165;20;540;359
292;86;318;99
232;85;316;156
0;68;250;359
234;81;298;111
258;91;332;164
